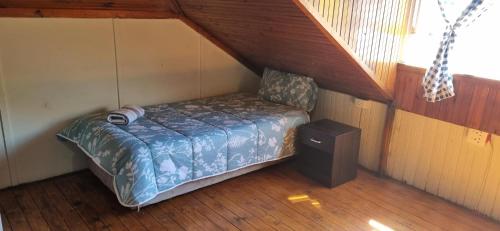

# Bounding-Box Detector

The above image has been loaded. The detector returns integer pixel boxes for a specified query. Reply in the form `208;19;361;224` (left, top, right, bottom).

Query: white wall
200;37;259;98
113;19;258;106
0;18;119;186
114;19;201;106
0;18;259;188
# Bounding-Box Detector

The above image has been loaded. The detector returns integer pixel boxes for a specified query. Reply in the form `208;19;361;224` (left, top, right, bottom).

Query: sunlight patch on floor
288;194;321;208
369;219;394;231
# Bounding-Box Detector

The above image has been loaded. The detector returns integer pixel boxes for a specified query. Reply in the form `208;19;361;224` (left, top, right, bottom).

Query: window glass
402;0;500;80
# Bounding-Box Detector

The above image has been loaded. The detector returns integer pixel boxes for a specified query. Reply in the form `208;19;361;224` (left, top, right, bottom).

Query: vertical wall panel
312;89;387;171
200;37;259;98
0;18;119;184
114;19;201;106
0;118;9;188
115;19;260;106
387;110;500;220
0;59;11;188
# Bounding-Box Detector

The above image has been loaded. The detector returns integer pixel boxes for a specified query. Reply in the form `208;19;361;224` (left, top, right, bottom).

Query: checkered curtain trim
422;0;488;102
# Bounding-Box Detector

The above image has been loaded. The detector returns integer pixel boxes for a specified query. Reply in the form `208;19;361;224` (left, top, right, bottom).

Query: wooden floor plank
25;183;71;231
143;204;184;230
11;187;51;231
42;182;90;231
168;195;226;230
0;190;35;231
191;191;258;231
128;209;164;231
157;201;204;231
69;174;130;231
278;169;433;230
170;194;239;231
193;188;273;230
355;169;500;230
351;173;469;229
209;180;296;231
1;163;499;231
222;175;336;231
269;167;413;230
53;175;110;230
0;196;14;231
244;169;369;230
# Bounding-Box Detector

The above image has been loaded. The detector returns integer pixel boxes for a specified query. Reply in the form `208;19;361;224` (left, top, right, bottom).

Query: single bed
58;93;310;208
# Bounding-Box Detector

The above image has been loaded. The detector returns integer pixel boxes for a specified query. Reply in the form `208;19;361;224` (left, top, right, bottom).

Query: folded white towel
107;105;145;125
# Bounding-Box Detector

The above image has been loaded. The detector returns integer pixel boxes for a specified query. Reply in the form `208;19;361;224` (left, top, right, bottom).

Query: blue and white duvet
58;93;309;207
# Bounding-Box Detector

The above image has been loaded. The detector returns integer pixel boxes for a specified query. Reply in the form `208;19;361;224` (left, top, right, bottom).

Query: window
402;0;500;80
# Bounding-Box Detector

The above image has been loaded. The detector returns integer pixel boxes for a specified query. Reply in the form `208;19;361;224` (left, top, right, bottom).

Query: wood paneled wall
313;89;387;171
307;0;413;171
395;64;500;136
304;0;413;92
387;110;500;220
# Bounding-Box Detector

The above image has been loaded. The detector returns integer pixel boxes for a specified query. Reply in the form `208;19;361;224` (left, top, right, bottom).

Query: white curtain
422;0;489;102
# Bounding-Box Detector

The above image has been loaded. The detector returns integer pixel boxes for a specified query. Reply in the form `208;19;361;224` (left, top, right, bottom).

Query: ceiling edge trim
292;0;393;102
0;8;178;19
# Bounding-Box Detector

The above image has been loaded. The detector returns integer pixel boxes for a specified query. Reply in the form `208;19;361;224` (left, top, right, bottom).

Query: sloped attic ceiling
176;0;392;102
0;0;393;102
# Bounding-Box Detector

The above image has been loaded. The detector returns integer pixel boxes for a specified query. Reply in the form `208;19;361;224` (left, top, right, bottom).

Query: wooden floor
1;163;499;231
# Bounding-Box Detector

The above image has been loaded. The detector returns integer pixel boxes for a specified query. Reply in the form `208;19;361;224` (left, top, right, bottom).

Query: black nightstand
297;119;361;188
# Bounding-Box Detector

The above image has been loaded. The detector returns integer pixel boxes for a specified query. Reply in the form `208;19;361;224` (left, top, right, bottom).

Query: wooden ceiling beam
0;0;173;11
0;0;179;18
0;8;177;18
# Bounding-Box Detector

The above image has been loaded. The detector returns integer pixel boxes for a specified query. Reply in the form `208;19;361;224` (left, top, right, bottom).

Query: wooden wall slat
304;0;412;93
395;63;500;136
312;89;388;171
387;110;500;221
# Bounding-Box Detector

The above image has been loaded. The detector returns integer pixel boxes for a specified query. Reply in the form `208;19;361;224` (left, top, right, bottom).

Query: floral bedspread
58;93;309;207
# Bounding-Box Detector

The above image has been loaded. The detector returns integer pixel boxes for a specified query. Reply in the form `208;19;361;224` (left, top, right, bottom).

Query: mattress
58;93;309;207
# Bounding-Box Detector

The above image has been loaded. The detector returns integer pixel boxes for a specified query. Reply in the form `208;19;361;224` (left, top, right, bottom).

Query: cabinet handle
310;138;322;144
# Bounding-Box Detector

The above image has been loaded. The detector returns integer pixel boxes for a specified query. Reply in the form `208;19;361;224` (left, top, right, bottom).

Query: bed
58;68;318;208
58;92;310;207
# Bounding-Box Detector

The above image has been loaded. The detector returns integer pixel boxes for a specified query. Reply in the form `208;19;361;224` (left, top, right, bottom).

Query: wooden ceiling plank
0;8;177;19
179;16;262;76
293;0;391;101
178;0;392;102
0;0;173;11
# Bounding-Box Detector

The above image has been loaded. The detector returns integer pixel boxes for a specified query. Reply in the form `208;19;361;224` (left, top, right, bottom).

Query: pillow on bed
258;68;318;112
